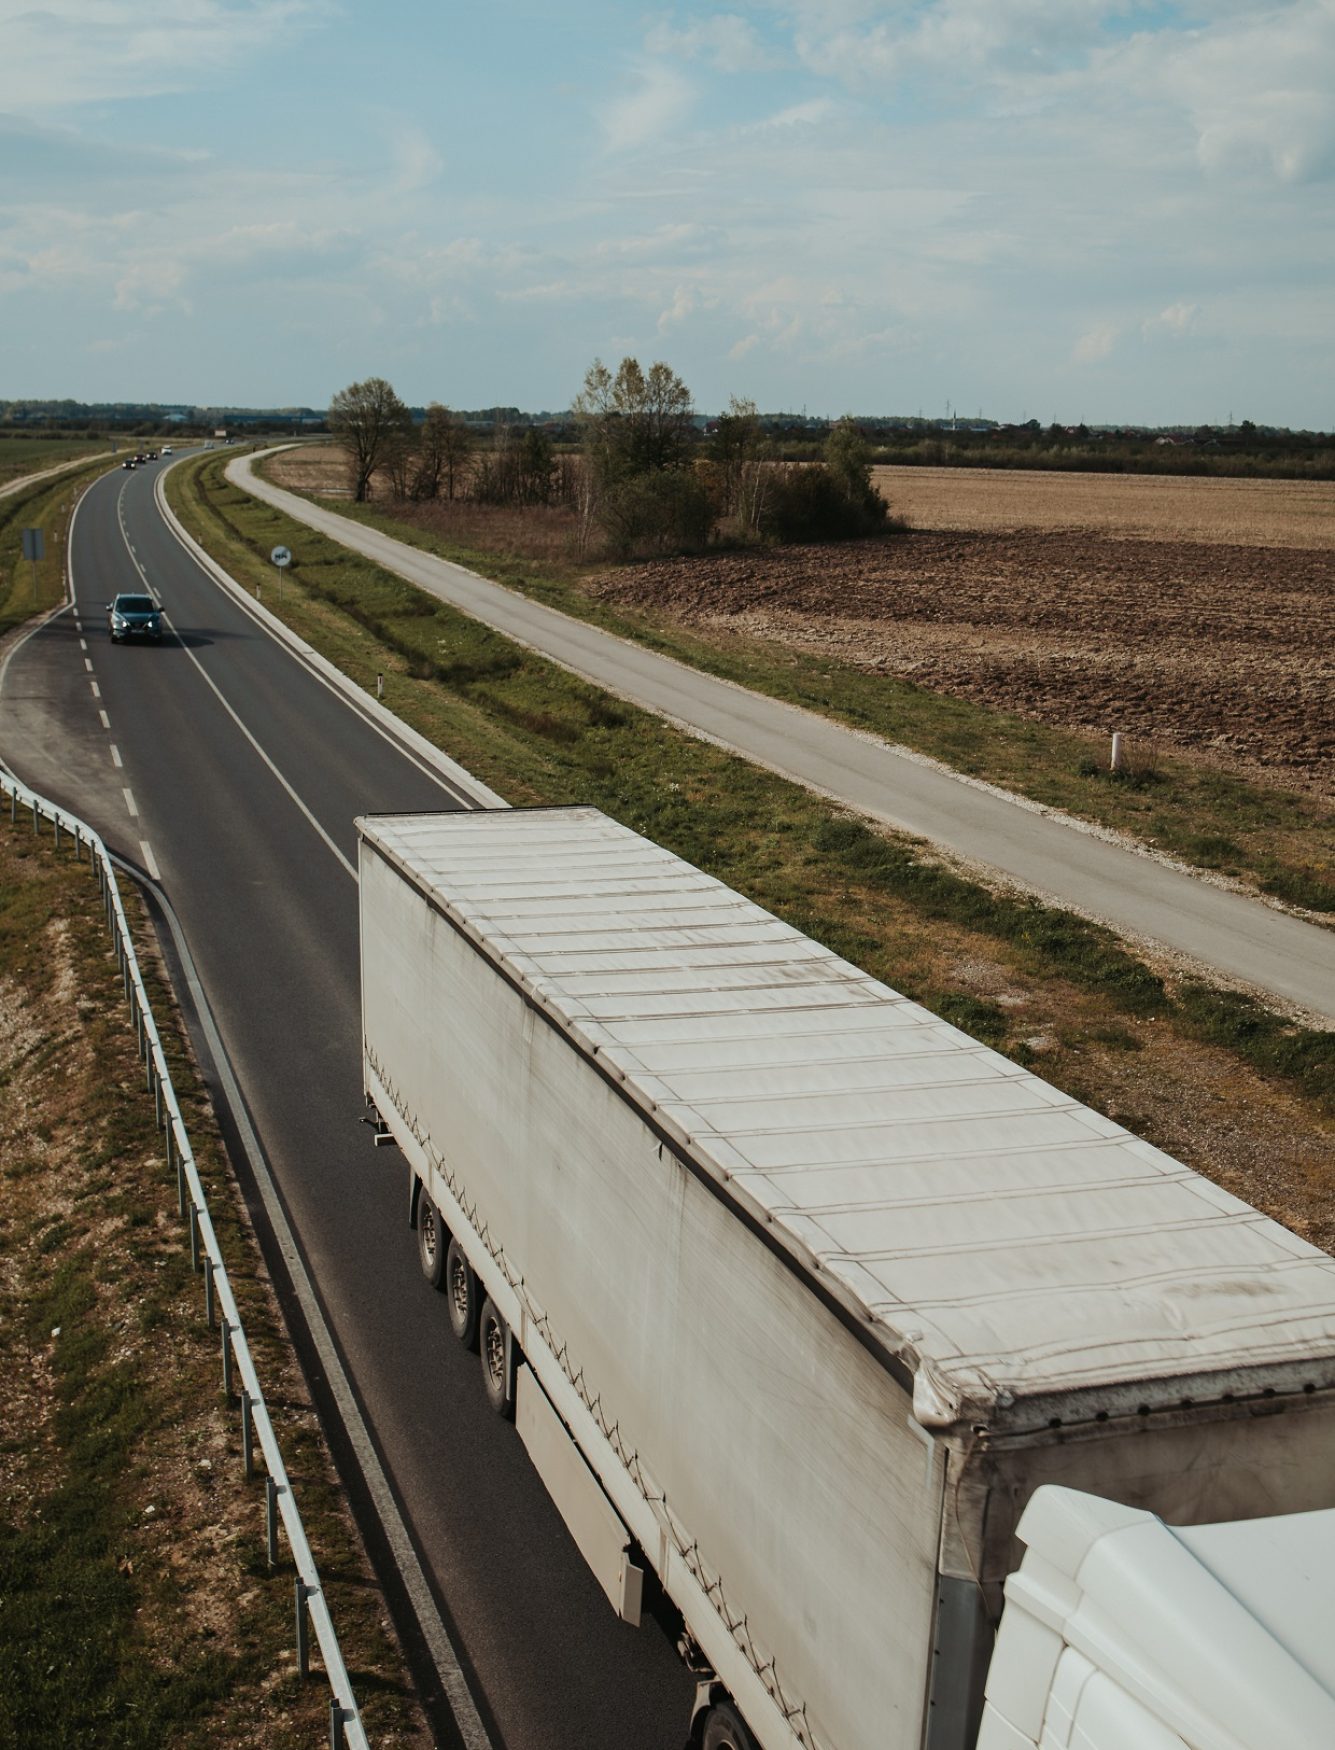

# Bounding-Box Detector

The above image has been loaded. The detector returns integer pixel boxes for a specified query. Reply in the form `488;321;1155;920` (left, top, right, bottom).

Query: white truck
358;806;1335;1750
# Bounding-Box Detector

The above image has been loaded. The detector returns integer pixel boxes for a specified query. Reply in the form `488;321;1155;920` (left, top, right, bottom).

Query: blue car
107;593;163;643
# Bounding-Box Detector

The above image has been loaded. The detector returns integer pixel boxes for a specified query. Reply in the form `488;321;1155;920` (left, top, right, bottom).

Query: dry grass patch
0;825;430;1748
873;463;1335;548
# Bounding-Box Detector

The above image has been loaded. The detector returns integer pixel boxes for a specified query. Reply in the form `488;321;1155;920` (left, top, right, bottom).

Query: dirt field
594;516;1335;795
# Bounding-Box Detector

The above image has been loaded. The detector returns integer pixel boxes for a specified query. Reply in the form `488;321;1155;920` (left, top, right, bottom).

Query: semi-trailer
358;805;1335;1750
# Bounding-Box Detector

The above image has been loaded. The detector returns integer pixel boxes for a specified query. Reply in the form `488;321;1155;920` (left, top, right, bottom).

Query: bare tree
328;377;411;502
410;403;458;500
573;356;695;485
710;396;771;535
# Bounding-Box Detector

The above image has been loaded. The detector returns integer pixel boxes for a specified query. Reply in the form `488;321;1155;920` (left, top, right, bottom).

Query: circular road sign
270;545;292;568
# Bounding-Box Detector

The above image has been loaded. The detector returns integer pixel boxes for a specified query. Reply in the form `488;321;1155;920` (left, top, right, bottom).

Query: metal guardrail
2;769;370;1750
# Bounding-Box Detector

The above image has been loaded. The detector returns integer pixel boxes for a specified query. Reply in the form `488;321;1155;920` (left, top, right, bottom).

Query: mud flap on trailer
925;1575;993;1750
515;1363;645;1625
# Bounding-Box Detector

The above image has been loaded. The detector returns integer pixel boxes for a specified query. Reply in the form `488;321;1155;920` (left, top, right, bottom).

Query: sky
1;1;1332;425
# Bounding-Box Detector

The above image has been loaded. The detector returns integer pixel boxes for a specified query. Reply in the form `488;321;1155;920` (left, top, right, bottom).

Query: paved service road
229;453;1335;1023
0;459;694;1750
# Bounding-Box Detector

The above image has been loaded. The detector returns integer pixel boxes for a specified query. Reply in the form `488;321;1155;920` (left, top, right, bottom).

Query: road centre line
139;840;161;880
79;638;87;651
90;681;100;699
123;787;138;818
84;657;93;672
110;744;122;768
99;710;110;729
113;486;356;882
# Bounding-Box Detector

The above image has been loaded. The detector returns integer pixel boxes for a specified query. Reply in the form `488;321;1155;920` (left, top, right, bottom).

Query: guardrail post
154;1069;163;1129
31;798;39;834
330;1700;346;1749
9;787;15;825
221;1318;234;1400
266;1477;280;1571
204;1257;216;1329
241;1388;254;1480
177;1149;187;1219
189;1204;201;1273
296;1581;311;1678
53;817;61;852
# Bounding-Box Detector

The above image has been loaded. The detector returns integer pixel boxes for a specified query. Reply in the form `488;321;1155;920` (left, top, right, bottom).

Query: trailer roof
359;808;1335;1424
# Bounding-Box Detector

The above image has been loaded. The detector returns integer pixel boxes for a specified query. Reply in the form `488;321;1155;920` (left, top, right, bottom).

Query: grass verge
0;818;428;1746
0;456;119;637
288;471;1333;917
168;455;1334;1151
0;439;114;490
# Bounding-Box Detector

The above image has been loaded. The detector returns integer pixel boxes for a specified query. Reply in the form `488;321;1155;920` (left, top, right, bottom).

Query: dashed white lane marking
84;657;94;673
99;710;110;729
122;787;138;818
79;638;87;652
140;840;161;880
110;744;123;768
90;681;101;699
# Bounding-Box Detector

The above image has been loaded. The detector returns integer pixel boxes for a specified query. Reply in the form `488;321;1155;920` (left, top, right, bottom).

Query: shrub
598;470;714;557
760;463;888;543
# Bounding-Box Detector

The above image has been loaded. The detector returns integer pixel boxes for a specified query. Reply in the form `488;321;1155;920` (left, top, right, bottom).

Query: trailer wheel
702;1702;758;1750
417;1195;446;1290
479;1298;513;1418
445;1238;479;1349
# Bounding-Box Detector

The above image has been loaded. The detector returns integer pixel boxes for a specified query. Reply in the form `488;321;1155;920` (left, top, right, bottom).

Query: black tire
417;1193;446;1290
445;1237;479;1349
479;1298;513;1418
702;1703;758;1750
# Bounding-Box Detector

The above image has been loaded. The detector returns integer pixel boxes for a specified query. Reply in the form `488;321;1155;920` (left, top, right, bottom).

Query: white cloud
600;61;696;153
646;13;777;72
748;97;833;130
1073;322;1118;363
1142;302;1198;338
0;0;328;110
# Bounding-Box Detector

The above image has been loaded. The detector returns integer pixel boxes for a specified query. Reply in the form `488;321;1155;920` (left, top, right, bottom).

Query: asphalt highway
230;455;1335;1024
0;459;694;1750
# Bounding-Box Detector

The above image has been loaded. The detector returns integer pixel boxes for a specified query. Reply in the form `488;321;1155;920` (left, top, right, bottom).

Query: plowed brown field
593;481;1335;794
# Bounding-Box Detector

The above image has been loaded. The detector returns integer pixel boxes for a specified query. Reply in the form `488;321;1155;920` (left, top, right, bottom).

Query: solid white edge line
112;478;356;883
139;869;496;1750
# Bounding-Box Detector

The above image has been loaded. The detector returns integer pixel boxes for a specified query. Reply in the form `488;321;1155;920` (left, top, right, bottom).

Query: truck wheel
417;1195;446;1290
479;1298;513;1418
702;1703;758;1750
445;1239;479;1349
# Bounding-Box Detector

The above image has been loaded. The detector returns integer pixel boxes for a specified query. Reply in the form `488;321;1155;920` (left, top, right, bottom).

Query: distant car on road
161;445;173;456
122;459;136;470
107;593;163;643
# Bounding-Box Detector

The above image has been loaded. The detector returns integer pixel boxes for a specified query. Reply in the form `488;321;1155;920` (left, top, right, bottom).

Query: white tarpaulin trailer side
357;807;1335;1750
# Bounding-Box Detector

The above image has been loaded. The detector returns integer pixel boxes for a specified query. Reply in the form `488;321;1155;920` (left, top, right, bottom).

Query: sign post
270;545;292;601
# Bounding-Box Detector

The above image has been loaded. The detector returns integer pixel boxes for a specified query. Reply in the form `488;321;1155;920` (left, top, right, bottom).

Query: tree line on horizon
327;364;892;558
